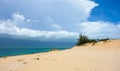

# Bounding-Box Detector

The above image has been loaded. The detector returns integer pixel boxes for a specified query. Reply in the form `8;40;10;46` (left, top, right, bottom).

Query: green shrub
76;34;87;45
76;34;109;46
76;34;96;45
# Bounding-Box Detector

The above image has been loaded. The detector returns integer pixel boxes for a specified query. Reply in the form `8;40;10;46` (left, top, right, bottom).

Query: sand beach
0;40;120;71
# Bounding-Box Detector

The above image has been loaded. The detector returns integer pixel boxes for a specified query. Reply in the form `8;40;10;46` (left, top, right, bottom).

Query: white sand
0;40;120;71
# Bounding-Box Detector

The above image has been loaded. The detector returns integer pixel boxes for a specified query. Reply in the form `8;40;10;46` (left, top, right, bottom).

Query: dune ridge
74;39;120;48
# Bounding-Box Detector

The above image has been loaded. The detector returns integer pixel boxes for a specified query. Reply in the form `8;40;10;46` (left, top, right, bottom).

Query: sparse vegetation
76;34;109;46
49;48;59;52
99;38;109;41
76;34;97;46
2;56;8;59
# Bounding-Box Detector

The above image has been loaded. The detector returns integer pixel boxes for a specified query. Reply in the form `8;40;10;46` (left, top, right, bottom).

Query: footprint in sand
52;59;57;62
10;69;17;71
73;68;80;70
35;58;40;60
17;59;24;62
23;62;27;64
33;57;40;60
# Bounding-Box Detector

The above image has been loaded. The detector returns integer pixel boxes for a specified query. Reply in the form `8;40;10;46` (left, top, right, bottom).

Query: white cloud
59;0;98;21
52;24;62;29
0;0;99;32
26;19;40;23
38;0;98;22
79;21;120;39
11;12;25;25
0;13;78;41
26;19;31;22
66;0;98;13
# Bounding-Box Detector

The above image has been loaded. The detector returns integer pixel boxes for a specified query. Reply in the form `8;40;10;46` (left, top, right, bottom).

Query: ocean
0;48;71;57
0;37;76;57
0;43;75;57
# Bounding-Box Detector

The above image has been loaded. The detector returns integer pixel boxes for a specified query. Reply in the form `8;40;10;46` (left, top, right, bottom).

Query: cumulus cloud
51;0;98;20
0;0;99;31
0;13;78;41
11;12;25;25
51;0;98;23
79;21;120;39
60;0;98;21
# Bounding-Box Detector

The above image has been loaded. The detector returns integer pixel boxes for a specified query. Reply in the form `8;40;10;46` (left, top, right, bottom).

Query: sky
0;0;120;41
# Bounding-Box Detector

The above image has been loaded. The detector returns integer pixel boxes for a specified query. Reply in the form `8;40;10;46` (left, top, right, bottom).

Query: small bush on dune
76;34;97;45
76;34;89;45
76;34;109;46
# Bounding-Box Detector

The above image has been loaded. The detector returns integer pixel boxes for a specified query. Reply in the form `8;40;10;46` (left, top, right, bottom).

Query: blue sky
0;0;120;41
89;0;120;23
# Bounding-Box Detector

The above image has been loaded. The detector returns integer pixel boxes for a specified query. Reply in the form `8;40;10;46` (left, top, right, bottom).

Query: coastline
0;40;120;71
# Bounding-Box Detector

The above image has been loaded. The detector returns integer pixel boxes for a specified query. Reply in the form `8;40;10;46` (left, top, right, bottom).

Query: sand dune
0;40;120;71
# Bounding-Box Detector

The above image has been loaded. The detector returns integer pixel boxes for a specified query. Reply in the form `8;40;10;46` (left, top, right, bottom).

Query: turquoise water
0;37;75;57
0;47;71;57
